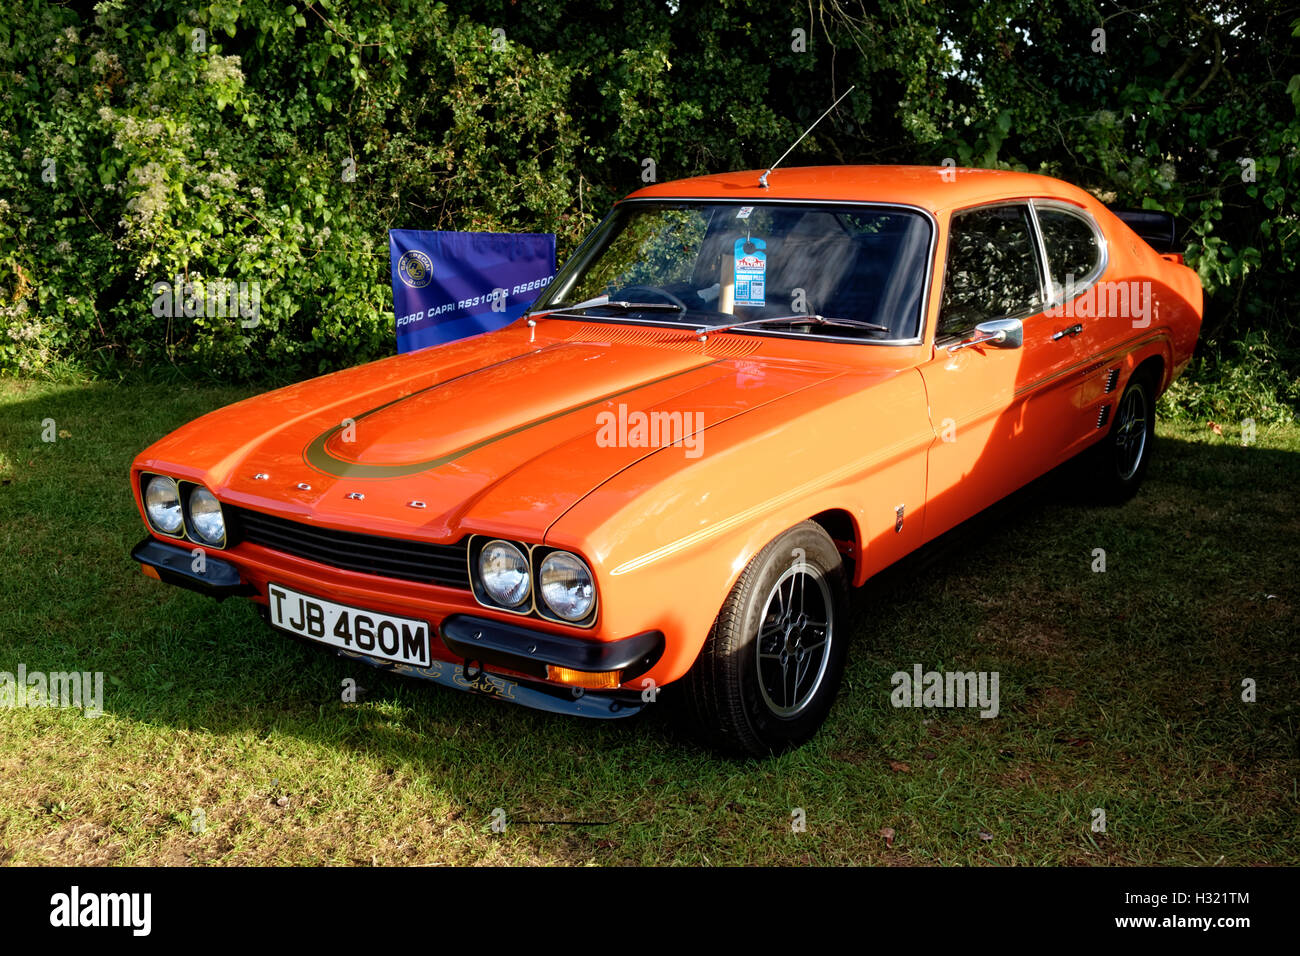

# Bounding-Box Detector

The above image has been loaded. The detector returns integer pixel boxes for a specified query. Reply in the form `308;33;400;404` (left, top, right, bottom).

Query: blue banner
390;229;556;353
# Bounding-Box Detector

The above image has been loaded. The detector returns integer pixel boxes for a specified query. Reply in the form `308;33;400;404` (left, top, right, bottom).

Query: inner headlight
187;486;226;546
539;551;595;622
144;475;183;535
478;540;530;608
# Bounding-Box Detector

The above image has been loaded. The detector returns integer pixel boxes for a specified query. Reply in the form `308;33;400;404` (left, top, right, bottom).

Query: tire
681;521;849;757
1084;369;1157;504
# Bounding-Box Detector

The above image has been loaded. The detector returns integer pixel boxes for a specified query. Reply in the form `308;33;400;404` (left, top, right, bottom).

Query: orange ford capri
130;166;1202;756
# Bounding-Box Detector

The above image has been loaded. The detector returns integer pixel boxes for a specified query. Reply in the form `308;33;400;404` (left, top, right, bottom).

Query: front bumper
440;614;663;682
334;647;649;718
131;537;253;599
132;536;663;718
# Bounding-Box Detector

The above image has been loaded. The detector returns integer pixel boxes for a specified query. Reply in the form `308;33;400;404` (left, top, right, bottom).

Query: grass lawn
0;376;1296;866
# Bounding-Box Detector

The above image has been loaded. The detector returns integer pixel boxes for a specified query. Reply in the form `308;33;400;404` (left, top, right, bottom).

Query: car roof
625;165;1097;215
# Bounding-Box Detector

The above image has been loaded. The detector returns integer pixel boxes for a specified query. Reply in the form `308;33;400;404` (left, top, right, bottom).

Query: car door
919;201;1083;542
1032;200;1122;458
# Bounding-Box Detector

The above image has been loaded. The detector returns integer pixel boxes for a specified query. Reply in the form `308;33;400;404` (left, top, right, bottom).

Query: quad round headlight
478;540;530;608
187;485;226;545
144;475;183;535
539;551;595;622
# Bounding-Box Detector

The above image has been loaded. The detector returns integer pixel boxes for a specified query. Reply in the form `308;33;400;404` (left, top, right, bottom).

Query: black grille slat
231;507;469;588
235;519;464;569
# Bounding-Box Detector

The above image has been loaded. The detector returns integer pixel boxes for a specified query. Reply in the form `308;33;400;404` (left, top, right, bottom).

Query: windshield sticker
733;237;767;307
735;206;754;220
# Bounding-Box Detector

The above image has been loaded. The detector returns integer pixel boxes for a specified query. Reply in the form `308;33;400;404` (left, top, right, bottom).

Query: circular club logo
397;250;434;289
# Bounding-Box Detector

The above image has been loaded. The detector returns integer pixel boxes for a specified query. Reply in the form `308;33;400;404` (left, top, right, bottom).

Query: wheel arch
1132;352;1167;394
808;507;861;584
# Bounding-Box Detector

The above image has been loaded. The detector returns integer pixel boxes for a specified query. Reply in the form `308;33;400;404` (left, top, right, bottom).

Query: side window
938;205;1044;339
1036;207;1102;301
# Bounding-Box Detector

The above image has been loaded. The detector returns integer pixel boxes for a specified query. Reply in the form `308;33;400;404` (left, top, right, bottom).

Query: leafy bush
1;0;1297;419
1161;331;1300;426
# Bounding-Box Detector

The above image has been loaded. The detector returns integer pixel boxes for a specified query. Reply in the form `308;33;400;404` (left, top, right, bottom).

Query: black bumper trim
440;614;664;681
335;649;646;719
131;537;254;600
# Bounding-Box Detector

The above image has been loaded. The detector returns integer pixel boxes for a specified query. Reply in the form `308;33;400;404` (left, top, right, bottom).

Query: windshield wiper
573;299;685;313
694;314;890;339
527;294;684;319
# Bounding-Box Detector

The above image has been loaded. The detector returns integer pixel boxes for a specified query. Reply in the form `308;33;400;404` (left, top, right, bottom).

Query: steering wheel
611;284;690;312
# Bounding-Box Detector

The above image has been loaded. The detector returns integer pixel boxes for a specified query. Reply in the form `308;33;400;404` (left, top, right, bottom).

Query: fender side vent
1105;368;1120;393
1097;405;1111;429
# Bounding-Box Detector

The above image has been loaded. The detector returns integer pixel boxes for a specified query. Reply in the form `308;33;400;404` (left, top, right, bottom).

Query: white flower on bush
201;54;245;88
124;162;168;225
90;50;122;75
207;167;238;190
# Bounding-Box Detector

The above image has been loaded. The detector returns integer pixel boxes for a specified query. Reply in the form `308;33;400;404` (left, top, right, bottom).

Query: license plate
267;583;431;667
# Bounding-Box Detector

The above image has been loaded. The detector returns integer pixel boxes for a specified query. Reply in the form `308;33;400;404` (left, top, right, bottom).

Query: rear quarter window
1036;207;1103;300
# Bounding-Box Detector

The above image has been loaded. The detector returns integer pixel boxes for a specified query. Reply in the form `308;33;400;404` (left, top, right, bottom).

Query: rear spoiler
1107;207;1180;256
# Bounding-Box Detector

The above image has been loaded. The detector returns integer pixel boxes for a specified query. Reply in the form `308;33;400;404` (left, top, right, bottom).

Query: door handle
1052;323;1083;341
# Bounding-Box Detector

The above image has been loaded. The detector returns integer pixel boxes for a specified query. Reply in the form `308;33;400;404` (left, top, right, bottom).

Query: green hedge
1;1;1297;414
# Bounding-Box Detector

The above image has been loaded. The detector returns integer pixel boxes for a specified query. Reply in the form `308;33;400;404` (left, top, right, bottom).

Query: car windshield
533;201;933;341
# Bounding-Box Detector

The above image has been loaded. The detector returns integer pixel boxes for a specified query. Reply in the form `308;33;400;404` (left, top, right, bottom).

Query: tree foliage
1;0;1297;409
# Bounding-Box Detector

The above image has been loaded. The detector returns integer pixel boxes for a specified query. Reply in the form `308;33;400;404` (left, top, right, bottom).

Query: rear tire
681;522;849;757
1084;369;1157;504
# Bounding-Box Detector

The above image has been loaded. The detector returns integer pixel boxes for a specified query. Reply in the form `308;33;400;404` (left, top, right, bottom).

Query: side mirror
948;317;1023;352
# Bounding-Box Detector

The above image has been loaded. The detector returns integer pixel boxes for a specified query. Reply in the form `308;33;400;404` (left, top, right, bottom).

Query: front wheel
681;522;849;757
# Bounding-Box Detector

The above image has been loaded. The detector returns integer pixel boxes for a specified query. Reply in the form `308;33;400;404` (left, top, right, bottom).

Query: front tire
681;521;849;757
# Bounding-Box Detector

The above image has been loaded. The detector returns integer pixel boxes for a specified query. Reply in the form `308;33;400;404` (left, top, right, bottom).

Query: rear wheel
681;522;849;757
1084;370;1157;503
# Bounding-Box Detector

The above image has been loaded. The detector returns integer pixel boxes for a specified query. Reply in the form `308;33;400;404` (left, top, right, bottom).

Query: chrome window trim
1026;202;1053;305
1030;198;1109;307
535;197;939;347
934;199;1049;342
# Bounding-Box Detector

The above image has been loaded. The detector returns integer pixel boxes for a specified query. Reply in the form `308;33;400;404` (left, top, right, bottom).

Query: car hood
136;323;861;541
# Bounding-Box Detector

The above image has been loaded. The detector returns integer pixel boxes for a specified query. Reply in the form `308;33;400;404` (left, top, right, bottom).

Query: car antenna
758;85;856;189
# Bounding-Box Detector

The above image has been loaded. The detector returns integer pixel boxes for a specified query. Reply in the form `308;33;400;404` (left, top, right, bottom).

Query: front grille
231;507;470;589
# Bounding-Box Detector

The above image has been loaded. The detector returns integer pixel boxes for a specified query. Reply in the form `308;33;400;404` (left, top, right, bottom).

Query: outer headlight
187;486;226;546
539;551;595;622
478;540;531;608
144;475;183;535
